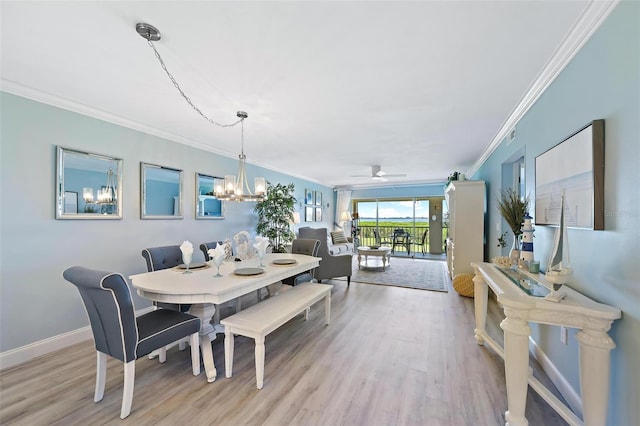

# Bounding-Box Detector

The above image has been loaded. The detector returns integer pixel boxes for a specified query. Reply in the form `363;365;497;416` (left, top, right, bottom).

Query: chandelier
96;168;116;204
136;22;265;202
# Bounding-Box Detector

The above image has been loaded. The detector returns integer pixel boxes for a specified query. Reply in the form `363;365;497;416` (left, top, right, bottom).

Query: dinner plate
234;267;265;276
272;258;297;265
175;262;208;270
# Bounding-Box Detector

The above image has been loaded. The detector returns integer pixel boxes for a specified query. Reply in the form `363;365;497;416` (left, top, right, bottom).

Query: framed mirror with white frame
140;162;183;219
56;146;123;220
196;173;224;219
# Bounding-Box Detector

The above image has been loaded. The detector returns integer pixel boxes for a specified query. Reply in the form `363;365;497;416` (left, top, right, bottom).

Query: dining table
129;253;321;383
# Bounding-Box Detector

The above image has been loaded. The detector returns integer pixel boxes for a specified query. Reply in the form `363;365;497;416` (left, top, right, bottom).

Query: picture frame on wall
315;207;322;222
535;119;604;230
305;189;314;205
315;191;322;206
305;206;314;222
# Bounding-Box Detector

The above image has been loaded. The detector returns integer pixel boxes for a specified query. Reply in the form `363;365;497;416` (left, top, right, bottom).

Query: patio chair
373;229;392;247
392;228;412;255
414;229;429;255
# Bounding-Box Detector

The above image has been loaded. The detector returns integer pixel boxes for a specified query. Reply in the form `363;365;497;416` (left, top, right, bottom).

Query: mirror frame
55;146;123;220
195;173;225;220
140;162;184;220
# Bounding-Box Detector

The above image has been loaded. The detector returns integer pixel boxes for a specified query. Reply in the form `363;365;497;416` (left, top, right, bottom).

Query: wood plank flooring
0;276;568;425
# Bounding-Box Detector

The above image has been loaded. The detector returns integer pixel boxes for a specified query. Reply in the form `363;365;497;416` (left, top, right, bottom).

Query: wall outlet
560;326;568;345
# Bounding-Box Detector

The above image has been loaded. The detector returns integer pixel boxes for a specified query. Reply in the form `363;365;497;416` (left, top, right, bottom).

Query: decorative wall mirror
141;162;183;219
56;146;123;220
196;173;224;219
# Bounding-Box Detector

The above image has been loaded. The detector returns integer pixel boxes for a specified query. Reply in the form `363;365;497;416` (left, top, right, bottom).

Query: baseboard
0;306;155;371
529;337;583;418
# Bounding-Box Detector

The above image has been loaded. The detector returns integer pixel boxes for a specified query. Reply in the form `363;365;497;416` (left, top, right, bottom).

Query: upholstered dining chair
62;266;200;419
282;238;321;286
141;245;190;313
199;241;224;261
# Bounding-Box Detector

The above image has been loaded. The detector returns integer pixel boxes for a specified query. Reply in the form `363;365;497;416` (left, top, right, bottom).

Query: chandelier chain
147;40;242;128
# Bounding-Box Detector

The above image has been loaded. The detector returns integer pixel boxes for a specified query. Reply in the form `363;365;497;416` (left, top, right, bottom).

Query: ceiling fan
350;165;407;182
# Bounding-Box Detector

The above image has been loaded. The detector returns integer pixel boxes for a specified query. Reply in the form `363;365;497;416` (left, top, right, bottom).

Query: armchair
298;227;352;286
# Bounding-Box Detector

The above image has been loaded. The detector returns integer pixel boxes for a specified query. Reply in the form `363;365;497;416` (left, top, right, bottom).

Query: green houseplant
254;182;296;253
497;188;530;259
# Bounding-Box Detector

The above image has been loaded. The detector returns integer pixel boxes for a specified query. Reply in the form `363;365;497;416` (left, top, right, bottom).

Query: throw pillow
331;230;349;244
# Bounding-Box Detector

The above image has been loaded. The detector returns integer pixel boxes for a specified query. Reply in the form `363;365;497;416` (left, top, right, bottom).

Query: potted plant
497;188;530;260
254;182;296;253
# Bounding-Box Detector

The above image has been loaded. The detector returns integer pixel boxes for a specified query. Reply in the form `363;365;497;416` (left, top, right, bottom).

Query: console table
472;262;621;426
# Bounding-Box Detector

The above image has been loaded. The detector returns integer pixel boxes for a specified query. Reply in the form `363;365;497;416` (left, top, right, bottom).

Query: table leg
500;313;531;426
357;252;362;270
576;329;616;426
473;269;488;345
382;255;387;271
188;303;218;382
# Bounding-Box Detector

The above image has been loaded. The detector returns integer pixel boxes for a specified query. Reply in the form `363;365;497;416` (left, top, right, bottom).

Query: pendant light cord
146;40;243;128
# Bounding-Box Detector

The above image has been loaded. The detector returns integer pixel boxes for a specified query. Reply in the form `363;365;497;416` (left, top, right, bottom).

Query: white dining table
129;253;321;383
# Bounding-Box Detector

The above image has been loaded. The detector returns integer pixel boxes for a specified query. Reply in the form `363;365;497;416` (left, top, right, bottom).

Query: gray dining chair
62;266;201;419
199;241;224;261
282;238;321;286
141;245;191;313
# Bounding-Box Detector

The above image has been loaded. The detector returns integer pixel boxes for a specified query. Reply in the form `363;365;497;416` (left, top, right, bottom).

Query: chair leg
120;360;135;419
95;351;107;402
190;332;200;376
158;346;167;363
347;276;351;287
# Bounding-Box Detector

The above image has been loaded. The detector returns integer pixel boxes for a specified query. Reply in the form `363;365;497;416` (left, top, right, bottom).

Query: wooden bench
220;282;332;389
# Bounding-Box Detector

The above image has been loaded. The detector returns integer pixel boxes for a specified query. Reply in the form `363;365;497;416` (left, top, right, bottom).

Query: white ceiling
1;1;603;189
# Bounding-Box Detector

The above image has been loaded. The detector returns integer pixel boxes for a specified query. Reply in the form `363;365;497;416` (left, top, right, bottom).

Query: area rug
336;257;449;292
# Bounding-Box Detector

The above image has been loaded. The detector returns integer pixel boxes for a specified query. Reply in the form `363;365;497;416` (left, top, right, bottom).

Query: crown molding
466;0;620;178
1;80;324;185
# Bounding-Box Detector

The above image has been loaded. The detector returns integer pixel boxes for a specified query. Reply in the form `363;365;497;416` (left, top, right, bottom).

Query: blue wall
0;92;333;352
473;2;639;424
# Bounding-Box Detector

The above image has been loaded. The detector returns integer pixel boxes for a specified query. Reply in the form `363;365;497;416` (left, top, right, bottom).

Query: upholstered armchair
298;227;352;286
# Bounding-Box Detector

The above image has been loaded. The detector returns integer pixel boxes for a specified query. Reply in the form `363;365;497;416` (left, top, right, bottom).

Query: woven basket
453;273;475;297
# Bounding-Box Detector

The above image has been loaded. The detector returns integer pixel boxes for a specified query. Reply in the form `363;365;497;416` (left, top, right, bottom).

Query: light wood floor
0;276;568;425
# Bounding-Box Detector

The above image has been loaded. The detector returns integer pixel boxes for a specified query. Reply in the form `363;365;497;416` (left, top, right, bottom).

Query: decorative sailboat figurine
545;194;573;289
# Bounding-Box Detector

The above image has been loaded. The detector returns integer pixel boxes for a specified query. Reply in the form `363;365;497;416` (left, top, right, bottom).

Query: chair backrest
141;245;182;272
421;229;429;244
62;266;138;363
298;228;330;255
199;241;223;261
291;238;320;257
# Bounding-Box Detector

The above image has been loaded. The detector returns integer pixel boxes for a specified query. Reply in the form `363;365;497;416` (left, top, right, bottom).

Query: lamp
213;112;265;202
340;211;351;231
136;23;265;202
96;168;116;205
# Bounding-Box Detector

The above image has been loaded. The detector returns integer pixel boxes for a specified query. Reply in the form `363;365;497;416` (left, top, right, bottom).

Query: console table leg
473;269;488;345
501;314;531;426
576;329;616;426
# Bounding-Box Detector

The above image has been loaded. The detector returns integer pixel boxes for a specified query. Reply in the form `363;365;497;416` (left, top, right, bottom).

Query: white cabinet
445;180;485;278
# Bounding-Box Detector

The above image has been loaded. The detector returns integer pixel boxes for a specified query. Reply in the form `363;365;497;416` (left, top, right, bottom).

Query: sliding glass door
353;198;437;256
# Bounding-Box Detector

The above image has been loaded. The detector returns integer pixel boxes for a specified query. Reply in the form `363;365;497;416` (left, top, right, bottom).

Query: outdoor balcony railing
353;225;430;255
